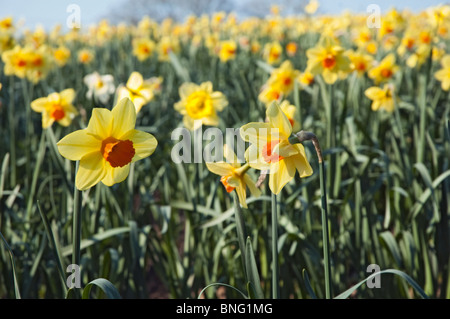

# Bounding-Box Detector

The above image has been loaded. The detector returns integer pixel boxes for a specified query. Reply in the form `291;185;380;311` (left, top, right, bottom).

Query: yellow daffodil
53;46;71;67
298;71;315;86
434;54;450;90
285;42;298;57
258;84;283;106
77;49;95;64
368;53;399;84
364;84;396;112
31;89;78;129
240;102;313;195
157;36;180;62
132;37;155;61
117;72;162;113
1;44;53;83
57;98;157;190
279;100;301;132
206;145;261;208
218;40;237;62
267;60;300;96
174;81;228;131
306;36;351;84
346;50;374;76
263;41;283;65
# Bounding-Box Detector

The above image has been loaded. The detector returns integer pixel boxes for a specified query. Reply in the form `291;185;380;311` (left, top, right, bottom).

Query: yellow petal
127;72;143;91
30;97;48;113
224;144;240;168
87;108;113;139
111;98;137;138
269;160;295;195
266;102;292;138
76;152;107;191
290;145;313;177
245;144;270;170
243;174;261;197
364;87;384;100
120;129;158;162
235;185;248;208
57;129;101;161
101;163;131;187
205;162;234;176
240;122;272;146
59;88;76;104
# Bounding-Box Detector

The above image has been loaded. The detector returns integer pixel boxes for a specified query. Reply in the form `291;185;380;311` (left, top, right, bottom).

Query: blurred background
1;0;447;31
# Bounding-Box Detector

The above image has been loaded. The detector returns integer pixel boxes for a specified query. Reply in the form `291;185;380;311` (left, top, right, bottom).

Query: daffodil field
0;2;449;300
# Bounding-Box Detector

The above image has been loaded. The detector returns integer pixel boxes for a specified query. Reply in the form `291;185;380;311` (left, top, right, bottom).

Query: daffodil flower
174;81;228;131
84;71;115;104
306;36;351;85
434;54;450;90
240;102;313;195
31;89;78;129
116;71;162;113
364;84;396;112
57;98;158;191
368;53;399;84
206;145;260;208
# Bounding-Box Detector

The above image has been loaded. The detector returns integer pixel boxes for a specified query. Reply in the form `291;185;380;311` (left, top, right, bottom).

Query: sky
1;0;447;31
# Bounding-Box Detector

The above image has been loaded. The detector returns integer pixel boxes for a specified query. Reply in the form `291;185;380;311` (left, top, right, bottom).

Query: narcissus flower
53;46;71;67
2;44;54;83
206;145;260;208
84;71;115;104
306;36;351;84
263;41;283;65
218;40;237;62
434;54;450;90
31;89;78;128
368;53;399;84
57;98;158;190
77;49;95;64
267;60;300;96
346;50;374;76
174;81;228;131
240;102;313;195
116;71;162;113
132;37;155;61
364;84;396;112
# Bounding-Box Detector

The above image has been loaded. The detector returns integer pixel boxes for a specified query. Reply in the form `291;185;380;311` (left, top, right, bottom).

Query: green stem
271;192;279;299
289;131;332;299
72;161;82;270
319;159;332;299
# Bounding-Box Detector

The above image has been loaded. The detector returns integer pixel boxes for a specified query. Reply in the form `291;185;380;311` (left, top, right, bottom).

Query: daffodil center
220;175;235;193
186;91;214;119
380;68;393;78
96;80;104;89
262;139;284;163
101;137;135;168
322;54;336;69
50;104;65;121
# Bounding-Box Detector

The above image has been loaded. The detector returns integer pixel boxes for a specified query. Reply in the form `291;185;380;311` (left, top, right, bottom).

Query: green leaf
0;231;21;299
245;237;264;299
334;269;429;299
82;278;122;299
302;269;317;299
61;227;131;257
